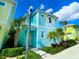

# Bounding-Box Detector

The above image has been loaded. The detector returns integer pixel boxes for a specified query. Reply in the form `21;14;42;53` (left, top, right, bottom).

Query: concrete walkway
6;44;79;59
53;44;79;59
32;49;58;59
32;44;79;59
6;57;16;59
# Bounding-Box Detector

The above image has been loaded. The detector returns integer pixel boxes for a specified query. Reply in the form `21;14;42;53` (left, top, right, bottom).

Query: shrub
0;55;6;59
19;50;41;59
17;55;26;59
42;46;65;55
67;40;77;47
1;47;24;57
60;41;69;48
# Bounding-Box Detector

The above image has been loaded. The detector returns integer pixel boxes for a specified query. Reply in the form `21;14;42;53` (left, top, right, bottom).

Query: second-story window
49;17;52;23
0;1;5;7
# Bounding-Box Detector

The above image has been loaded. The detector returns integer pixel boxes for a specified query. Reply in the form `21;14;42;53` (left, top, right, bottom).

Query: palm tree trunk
14;30;19;47
53;38;57;44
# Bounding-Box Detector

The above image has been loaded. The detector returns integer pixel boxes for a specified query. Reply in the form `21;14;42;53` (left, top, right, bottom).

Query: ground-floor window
41;31;44;39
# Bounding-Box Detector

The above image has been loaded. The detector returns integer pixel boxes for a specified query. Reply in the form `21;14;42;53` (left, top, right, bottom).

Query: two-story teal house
18;9;59;49
0;0;16;49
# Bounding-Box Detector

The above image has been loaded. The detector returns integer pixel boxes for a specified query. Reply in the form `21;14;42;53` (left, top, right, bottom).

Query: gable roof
24;9;58;20
62;24;79;30
33;9;58;19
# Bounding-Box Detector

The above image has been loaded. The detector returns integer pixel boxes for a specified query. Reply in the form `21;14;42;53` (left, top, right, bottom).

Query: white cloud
40;4;45;9
54;2;79;21
45;8;53;13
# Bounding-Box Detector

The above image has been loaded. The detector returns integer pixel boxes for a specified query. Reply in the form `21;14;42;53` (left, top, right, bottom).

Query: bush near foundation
1;47;24;57
17;50;41;59
67;40;77;47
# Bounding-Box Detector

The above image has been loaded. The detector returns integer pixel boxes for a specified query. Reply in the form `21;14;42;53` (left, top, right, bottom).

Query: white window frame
49;17;52;23
41;30;45;39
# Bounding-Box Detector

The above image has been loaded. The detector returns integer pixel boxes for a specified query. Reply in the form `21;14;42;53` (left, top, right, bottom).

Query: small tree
13;16;26;47
56;28;65;41
48;31;57;44
60;20;68;26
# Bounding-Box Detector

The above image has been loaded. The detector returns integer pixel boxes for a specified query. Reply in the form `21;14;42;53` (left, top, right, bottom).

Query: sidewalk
53;44;79;59
32;49;58;59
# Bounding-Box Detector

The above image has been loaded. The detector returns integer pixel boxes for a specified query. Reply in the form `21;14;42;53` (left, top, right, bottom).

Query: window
0;1;5;7
41;14;44;17
49;17;52;23
67;33;71;34
41;31;44;38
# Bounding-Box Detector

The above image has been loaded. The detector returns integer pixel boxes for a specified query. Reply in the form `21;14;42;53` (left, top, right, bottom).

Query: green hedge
0;55;6;59
67;40;77;47
42;46;65;55
17;50;41;59
1;47;24;57
42;40;77;55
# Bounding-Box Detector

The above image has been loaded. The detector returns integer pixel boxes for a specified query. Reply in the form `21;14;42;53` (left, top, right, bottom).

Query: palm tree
60;20;68;26
13;16;26;47
60;20;68;40
56;28;65;41
48;31;57;44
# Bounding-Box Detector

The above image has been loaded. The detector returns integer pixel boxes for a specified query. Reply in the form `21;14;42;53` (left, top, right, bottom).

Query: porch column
36;12;39;50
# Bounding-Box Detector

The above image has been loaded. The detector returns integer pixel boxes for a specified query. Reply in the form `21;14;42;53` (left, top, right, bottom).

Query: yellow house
0;0;16;49
63;24;79;41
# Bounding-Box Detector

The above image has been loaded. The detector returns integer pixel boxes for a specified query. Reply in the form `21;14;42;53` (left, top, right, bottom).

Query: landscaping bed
41;40;77;55
17;50;41;59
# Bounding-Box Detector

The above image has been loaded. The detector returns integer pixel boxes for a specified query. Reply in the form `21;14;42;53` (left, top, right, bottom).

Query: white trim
37;26;56;29
36;12;39;49
3;4;12;31
30;25;56;31
41;30;45;39
46;14;48;29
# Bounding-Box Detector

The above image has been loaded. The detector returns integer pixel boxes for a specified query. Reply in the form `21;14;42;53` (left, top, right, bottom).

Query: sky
15;0;79;25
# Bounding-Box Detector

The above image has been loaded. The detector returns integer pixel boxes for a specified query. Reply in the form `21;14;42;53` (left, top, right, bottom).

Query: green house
0;0;16;49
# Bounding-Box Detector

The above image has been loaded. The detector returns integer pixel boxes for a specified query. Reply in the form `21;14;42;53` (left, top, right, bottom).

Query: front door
29;31;36;48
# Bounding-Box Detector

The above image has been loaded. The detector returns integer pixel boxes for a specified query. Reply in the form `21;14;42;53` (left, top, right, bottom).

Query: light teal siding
18;29;27;48
18;28;37;48
30;30;37;48
31;13;38;26
39;13;46;26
